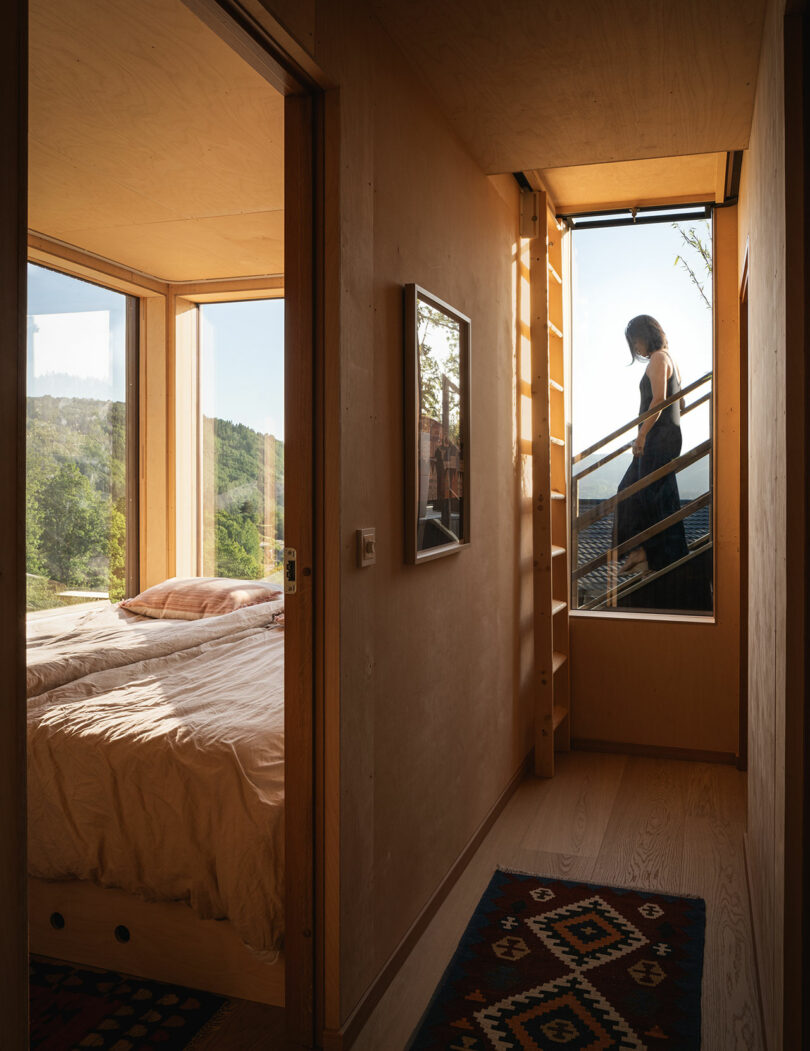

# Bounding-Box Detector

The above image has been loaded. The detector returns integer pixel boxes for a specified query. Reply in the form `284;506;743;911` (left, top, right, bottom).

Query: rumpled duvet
27;602;285;952
27;599;283;698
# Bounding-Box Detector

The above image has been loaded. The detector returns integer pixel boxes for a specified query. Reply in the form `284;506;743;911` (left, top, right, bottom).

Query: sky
572;217;713;497
201;299;285;439
27;264;285;440
27;263;127;400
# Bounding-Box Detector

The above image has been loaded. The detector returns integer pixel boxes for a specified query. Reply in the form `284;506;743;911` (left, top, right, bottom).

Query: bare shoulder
647;349;671;376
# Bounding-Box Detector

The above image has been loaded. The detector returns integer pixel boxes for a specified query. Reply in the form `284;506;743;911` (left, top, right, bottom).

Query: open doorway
24;0;319;1044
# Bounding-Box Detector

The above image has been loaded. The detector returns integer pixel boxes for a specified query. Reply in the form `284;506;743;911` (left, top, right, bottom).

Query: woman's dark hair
625;314;668;363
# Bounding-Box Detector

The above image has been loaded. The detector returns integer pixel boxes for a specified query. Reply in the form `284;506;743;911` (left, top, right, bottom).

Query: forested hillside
202;415;284;580
27;395;126;609
27;397;283;610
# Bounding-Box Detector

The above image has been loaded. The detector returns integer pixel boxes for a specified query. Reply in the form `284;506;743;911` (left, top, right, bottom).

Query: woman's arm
632;351;670;455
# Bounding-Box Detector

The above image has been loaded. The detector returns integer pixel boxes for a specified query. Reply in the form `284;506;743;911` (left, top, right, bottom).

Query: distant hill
573;447;710;500
27;396;283;610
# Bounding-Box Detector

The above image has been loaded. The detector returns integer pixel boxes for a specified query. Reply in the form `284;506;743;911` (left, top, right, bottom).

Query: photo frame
404;284;471;563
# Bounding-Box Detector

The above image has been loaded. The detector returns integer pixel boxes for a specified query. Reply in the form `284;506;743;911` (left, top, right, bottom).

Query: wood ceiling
29;0;284;283
532;153;727;215
372;0;766;196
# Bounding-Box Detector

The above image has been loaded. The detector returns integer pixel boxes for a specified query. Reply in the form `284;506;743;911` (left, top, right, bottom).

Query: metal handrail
572;491;712;584
572;371;712;464
581;536;713;611
573;392;711;482
575;440;712;533
569;370;714;612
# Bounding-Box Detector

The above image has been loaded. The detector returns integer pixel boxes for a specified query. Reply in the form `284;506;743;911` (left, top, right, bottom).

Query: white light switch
357;527;376;567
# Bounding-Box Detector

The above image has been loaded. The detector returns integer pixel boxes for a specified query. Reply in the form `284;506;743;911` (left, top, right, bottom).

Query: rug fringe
495;865;706;903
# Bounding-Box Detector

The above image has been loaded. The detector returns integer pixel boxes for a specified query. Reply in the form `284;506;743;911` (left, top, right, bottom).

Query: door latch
284;547;297;594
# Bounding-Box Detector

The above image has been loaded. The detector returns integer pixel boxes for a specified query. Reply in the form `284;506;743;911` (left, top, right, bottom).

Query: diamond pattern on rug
525;894;648;972
475;973;644;1051
407;869;705;1050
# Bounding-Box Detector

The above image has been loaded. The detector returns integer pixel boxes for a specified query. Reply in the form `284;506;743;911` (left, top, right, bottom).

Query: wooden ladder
523;188;571;777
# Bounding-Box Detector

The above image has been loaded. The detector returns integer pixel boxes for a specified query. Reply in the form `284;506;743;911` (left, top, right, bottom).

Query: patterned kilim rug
29;957;230;1050
408;869;706;1050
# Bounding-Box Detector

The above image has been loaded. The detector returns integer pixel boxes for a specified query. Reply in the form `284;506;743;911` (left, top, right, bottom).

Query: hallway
354;751;763;1050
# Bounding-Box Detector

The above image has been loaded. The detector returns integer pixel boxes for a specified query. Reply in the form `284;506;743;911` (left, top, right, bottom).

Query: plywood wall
262;0;528;1030
737;1;795;1046
569;207;741;761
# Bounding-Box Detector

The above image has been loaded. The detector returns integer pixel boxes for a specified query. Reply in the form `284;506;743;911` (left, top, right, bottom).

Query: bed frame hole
49;912;65;930
114;924;131;943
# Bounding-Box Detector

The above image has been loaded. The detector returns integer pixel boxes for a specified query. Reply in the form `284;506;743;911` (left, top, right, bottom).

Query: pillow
119;577;283;620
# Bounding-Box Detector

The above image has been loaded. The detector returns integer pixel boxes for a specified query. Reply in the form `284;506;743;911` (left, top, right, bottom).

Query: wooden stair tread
552;650;567;673
551;544;565;558
550;435;565;447
549;378;564;392
551;489;566;501
552;598;567;615
552;704;568;730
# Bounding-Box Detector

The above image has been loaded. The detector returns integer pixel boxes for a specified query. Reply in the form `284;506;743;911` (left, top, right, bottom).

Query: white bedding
27;603;286;952
26;599;282;697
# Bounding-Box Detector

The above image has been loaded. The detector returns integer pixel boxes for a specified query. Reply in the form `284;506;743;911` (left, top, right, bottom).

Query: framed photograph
404;284;471;563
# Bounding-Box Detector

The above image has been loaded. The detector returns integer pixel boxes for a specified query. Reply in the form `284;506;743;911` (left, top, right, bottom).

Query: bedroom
23;0;317;1040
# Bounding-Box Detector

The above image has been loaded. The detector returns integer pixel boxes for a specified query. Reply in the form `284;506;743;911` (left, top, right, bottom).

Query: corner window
199;299;284;582
570;214;714;616
26;263;137;611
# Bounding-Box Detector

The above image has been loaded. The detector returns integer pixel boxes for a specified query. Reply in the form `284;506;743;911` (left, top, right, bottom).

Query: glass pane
417;296;465;551
200;299;284;583
570;219;714;615
26;263;130;611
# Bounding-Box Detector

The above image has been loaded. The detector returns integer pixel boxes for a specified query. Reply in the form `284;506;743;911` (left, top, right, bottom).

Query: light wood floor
353;751;764;1051
154;750;764;1048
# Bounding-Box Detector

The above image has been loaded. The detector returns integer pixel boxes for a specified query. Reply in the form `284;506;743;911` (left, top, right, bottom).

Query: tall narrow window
570;214;713;616
199;299;284;582
26;263;136;611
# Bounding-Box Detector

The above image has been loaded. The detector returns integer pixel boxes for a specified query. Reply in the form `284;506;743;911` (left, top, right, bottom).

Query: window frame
26;255;141;606
169;283;284;579
566;208;717;621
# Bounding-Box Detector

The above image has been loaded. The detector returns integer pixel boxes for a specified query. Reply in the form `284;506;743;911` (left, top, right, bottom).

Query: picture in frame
404;284;471;563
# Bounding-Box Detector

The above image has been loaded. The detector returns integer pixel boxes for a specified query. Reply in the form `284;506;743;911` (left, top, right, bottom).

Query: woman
614;314;689;578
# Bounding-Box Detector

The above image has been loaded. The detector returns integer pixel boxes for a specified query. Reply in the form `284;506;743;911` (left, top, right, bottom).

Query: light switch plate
357;527;376;567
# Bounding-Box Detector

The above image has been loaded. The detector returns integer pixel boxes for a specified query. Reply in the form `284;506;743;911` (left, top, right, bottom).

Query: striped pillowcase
120;577;283;620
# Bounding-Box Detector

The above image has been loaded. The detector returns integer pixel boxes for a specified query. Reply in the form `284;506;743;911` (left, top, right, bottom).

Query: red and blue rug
408;869;705;1050
29;957;229;1050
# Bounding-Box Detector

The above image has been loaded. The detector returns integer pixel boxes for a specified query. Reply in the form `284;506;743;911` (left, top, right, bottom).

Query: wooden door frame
0;2;327;1046
738;245;749;772
0;0;28;1045
783;7;808;1043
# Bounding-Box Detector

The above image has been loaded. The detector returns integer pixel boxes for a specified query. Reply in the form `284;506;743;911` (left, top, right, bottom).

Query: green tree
38;461;107;588
215;503;262;578
108;500;127;601
417;301;461;437
673;220;712;309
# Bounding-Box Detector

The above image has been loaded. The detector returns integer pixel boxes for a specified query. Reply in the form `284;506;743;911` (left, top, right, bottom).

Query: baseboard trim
572;738;737;765
743;833;770;1051
320;749;533;1051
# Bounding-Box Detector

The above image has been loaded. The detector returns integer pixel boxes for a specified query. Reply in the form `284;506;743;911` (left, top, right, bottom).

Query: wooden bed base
28;877;285;1007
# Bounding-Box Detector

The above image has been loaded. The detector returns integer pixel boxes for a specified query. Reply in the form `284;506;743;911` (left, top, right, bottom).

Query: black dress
614;369;688;573
613;367;711;611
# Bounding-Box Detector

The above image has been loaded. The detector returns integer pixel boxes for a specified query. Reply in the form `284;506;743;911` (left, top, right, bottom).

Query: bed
26;584;287;1005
